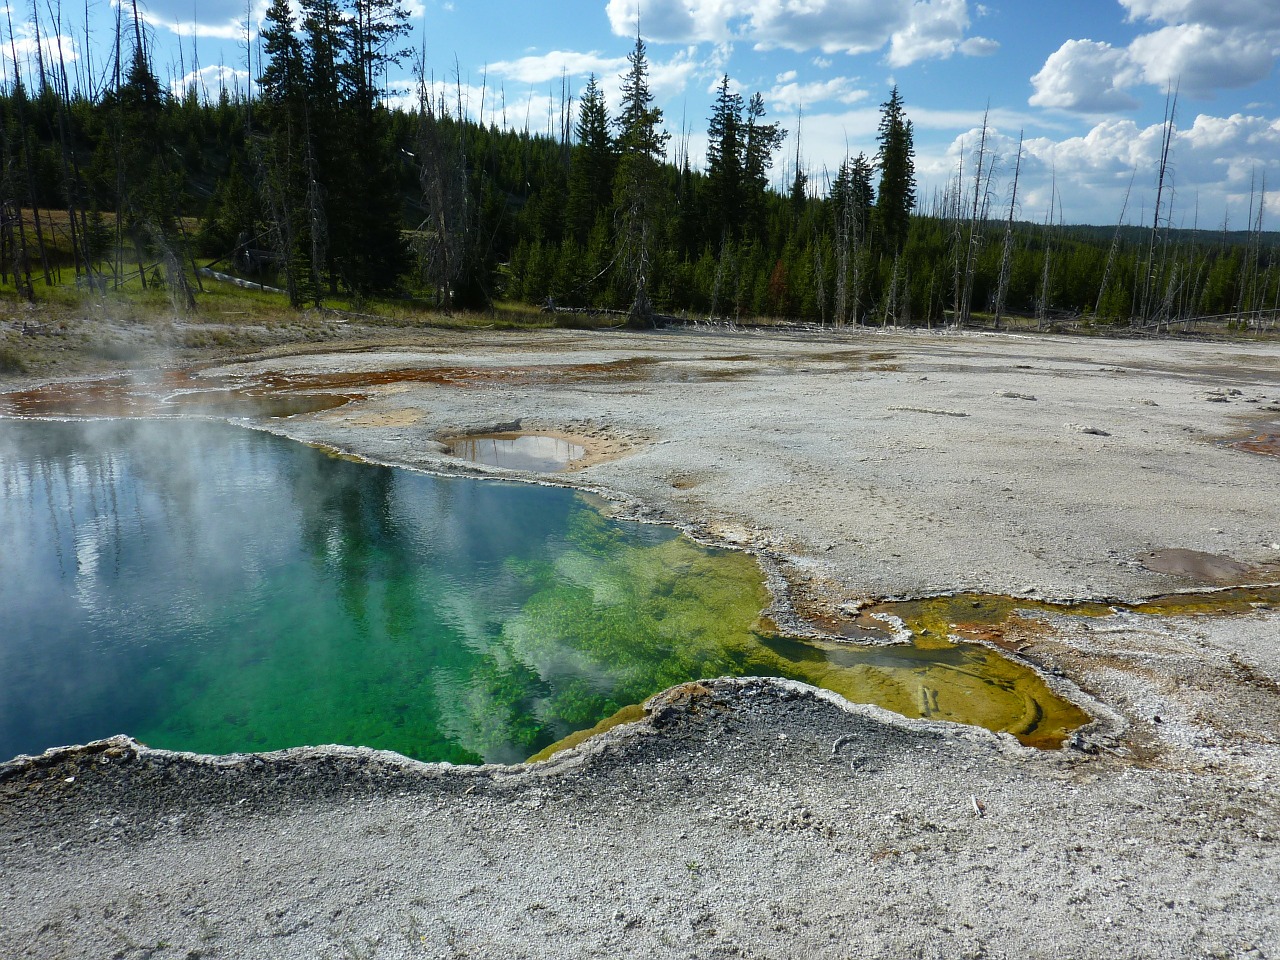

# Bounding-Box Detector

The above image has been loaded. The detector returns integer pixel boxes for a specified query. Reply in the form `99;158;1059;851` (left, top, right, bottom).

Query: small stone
1066;423;1110;436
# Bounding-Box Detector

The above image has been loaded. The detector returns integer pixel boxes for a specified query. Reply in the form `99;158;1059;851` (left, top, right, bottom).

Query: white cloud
1025;118;1151;176
486;46;701;124
1120;0;1280;32
766;76;868;112
958;36;999;57
2;30;79;75
1178;112;1280;186
171;64;250;99
1015;110;1280;222
1030;40;1141;112
132;7;251;41
1128;24;1277;96
605;0;992;65
752;1;910;55
1032;0;1280;110
394;78;533;128
648;46;702;100
888;0;985;67
605;0;740;45
489;50;627;86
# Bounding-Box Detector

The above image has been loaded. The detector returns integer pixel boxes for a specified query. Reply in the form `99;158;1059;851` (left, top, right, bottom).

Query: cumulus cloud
909;109;1280;224
647;46;703;100
958;36;1000;57
604;0;994;65
101;0;261;41
888;0;995;67
1128;24;1277;95
2;30;79;73
489;50;628;86
126;6;252;41
388;78;541;128
1019;110;1280;219
1177;112;1280;185
172;64;250;99
1032;0;1280;110
605;0;739;44
754;1;912;56
487;46;701;121
1120;0;1280;32
1025;119;1152;175
1030;40;1141;112
766;76;869;112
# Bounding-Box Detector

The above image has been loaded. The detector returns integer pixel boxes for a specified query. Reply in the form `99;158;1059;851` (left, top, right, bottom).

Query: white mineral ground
4;327;1279;959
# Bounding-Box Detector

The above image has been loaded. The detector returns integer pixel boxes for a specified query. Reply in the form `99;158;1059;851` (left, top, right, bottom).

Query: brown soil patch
535;429;637;470
346;408;424;428
1139;548;1256;584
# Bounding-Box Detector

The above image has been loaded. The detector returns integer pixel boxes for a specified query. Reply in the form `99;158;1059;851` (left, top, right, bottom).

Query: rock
1066;423;1111;436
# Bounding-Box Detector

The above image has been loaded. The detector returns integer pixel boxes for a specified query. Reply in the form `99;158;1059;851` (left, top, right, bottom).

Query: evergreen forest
1;2;1277;331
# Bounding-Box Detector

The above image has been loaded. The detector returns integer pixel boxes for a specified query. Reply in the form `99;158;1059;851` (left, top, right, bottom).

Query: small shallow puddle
448;433;586;472
1233;431;1280;458
1139;548;1258;583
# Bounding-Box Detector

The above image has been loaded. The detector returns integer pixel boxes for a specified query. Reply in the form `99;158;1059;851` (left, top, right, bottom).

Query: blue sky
8;0;1280;225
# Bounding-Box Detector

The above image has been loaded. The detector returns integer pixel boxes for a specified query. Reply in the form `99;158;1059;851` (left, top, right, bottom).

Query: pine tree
256;0;316;305
612;33;670;323
565;75;614;244
788;108;807;215
742;92;785;238
874;85;916;256
705;75;743;241
298;0;347;295
831;153;874;325
338;0;411;295
337;0;411;297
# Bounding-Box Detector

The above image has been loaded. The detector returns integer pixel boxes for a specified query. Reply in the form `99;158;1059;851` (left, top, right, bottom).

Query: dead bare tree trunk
414;69;470;312
883;253;901;328
832;165;849;326
1140;84;1178;326
1036;171;1058;331
958;107;993;328
1239;170;1266;325
992;130;1023;331
1095;169;1134;320
811;217;827;327
949;148;964;325
708;235;731;321
6;6;53;287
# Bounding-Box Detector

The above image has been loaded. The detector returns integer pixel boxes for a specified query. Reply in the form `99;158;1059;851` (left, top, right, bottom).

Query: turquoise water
1;418;1090;764
0;419;774;764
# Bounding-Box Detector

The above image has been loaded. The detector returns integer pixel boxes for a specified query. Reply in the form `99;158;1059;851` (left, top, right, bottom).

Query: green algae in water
0;418;772;764
0;418;1087;764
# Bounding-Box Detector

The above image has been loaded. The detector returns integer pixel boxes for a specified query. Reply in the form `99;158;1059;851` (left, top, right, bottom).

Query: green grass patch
0;342;28;373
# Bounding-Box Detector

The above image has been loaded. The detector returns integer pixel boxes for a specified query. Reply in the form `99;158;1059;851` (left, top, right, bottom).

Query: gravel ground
4;326;1279;958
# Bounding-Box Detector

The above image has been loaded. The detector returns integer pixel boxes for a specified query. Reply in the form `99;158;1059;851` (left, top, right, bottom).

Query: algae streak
498;511;1089;753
